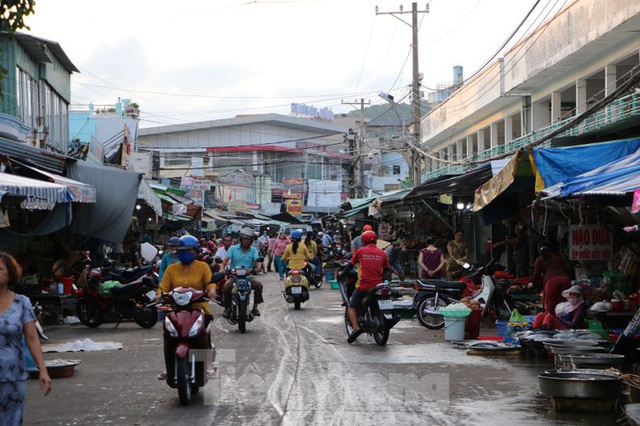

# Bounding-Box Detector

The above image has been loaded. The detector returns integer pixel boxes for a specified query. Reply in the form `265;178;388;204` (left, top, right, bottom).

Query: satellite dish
367;149;381;160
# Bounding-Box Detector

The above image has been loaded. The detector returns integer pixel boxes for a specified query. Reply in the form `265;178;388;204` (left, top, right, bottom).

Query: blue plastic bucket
325;270;336;281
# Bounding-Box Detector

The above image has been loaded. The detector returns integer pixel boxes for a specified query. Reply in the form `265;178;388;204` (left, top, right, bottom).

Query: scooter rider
222;227;265;318
342;230;399;342
158;236;181;282
156;235;216;325
282;229;312;273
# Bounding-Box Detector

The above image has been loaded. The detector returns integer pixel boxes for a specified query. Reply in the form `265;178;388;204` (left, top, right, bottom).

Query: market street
25;272;618;425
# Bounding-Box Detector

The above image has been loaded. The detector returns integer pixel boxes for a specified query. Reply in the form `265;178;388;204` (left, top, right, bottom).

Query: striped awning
12;160;97;203
0;172;75;209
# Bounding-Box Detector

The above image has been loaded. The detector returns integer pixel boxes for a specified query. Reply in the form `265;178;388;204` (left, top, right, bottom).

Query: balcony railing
423;92;640;181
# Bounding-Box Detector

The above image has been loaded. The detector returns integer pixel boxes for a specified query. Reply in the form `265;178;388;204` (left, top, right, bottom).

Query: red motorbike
160;273;224;406
74;271;158;329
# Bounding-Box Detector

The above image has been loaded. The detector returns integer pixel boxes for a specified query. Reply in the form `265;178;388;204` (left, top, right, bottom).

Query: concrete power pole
342;98;370;198
376;2;428;187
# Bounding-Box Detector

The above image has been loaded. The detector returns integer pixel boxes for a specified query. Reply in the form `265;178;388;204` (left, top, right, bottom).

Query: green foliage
0;0;37;99
0;0;36;33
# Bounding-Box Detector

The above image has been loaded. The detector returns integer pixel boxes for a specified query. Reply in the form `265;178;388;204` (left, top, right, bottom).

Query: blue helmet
167;236;181;247
178;235;199;251
291;230;302;240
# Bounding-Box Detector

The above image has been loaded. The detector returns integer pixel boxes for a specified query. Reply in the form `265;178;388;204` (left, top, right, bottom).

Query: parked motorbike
340;280;401;346
413;259;516;330
159;286;214;406
226;266;255;333
75;274;159;329
283;268;310;309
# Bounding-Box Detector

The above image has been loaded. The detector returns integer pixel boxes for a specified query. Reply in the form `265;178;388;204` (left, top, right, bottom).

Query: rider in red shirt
342;231;398;340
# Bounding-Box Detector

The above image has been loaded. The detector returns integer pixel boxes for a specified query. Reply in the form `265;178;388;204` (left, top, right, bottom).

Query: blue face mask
177;251;196;265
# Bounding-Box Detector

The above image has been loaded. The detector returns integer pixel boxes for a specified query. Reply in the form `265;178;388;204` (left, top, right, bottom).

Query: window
392;165;401;175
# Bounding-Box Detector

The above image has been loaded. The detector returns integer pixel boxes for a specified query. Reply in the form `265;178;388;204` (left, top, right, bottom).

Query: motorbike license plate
145;290;156;301
377;299;393;310
291;286;302;295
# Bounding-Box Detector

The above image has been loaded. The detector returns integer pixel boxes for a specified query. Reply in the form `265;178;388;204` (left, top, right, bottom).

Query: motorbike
74;272;159;329
340;279;401;346
301;261;322;289
226;265;255;333
283;268;310;309
413;259;516;330
159;284;217;406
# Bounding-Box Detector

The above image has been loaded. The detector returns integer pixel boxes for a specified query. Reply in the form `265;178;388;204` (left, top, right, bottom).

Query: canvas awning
137;180;162;215
541;148;640;199
0;172;75;210
12;160;97;203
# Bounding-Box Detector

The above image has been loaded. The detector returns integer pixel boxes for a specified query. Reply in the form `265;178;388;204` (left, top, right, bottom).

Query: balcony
424;92;640;181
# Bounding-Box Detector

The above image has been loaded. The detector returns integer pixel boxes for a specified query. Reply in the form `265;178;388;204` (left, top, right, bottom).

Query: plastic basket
495;320;509;338
324;270;336;281
329;280;339;290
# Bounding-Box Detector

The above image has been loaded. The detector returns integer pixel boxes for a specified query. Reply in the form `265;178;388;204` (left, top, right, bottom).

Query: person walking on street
266;233;277;272
0;252;52;425
418;237;446;279
527;242;571;316
272;232;289;280
385;241;405;281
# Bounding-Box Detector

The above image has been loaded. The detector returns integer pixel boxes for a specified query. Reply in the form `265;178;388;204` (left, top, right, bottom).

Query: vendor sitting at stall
532;285;588;330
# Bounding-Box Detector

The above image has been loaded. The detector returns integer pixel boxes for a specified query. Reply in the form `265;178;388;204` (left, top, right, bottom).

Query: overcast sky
24;0;568;128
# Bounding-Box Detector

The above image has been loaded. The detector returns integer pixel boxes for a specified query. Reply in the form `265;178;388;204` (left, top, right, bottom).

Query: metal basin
569;353;625;366
538;369;623;399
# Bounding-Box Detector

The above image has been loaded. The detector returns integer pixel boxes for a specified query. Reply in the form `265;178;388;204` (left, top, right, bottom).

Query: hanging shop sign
568;225;613;261
286;199;303;216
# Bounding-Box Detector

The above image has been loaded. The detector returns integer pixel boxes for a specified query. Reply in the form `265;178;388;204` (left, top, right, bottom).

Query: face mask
178;251;196;265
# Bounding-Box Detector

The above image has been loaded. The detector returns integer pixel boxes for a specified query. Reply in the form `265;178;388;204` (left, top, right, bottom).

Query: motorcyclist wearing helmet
350;224;374;255
222;227;264;318
158;236;181;281
157;235;215;321
342;230;399;342
282;229;312;272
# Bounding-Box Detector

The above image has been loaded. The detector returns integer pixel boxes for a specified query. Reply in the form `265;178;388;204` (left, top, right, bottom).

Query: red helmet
362;230;377;245
362;224;373;233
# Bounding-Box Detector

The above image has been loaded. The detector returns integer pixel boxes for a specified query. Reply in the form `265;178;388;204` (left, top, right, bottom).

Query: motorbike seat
110;282;141;297
416;279;467;292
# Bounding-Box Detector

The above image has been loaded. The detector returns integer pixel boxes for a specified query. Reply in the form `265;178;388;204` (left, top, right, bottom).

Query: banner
568;225;613;261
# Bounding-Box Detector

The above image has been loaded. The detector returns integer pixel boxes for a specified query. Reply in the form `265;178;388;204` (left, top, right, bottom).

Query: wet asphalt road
24;272;622;425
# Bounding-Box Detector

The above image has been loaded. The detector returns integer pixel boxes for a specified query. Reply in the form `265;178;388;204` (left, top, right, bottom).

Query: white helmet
239;227;254;239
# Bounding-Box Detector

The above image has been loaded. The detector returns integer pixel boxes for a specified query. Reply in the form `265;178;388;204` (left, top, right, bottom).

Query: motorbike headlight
189;316;203;337
164;316;178;337
173;291;192;306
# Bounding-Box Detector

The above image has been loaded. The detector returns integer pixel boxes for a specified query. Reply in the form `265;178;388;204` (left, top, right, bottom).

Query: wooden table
28;294;77;324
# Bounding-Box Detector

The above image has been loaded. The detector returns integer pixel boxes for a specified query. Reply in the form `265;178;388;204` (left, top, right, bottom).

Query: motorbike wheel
76;298;103;328
294;300;301;310
313;276;323;289
372;309;389;346
344;308;354;336
237;301;247;333
177;357;192;406
134;306;158;328
416;296;451;330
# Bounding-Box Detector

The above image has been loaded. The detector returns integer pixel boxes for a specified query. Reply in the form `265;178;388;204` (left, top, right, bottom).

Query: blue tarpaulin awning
541;148;640;199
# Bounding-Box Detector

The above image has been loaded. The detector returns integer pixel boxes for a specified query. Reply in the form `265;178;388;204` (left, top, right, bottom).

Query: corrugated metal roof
12;33;79;73
0;137;67;173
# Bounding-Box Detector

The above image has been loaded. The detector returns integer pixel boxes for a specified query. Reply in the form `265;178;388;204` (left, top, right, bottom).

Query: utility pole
376;2;428;187
342;98;370;198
